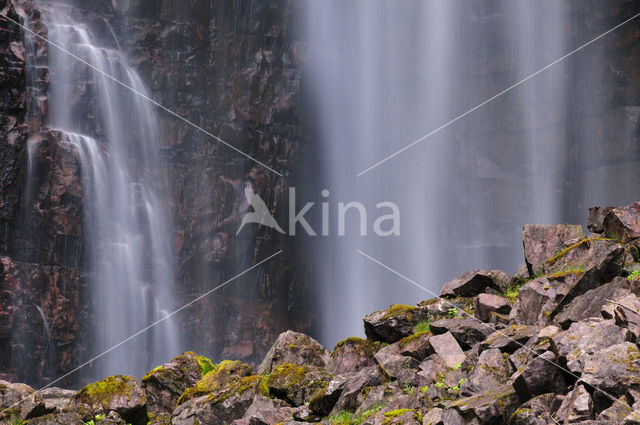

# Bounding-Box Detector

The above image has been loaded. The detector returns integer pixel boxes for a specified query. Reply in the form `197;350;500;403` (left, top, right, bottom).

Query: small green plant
421;385;429;394
447;307;458;318
330;403;385;425
628;270;640;281
434;381;445;388
504;283;523;302
403;382;415;395
453;362;462;370
330;411;354;425
414;320;431;334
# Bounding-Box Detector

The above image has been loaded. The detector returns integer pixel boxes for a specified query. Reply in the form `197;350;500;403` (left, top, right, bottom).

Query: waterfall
40;5;179;379
304;1;640;347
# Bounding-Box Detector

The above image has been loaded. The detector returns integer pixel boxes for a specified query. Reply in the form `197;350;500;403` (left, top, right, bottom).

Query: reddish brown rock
440;269;510;298
475;293;511;322
602;202;640;242
522;224;584;275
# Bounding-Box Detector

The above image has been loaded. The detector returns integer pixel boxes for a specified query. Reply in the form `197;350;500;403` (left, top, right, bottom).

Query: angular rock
462;348;510;396
508;331;554;372
394;331;433;361
513;351;567;400
580;342;640;401
508;393;564;425
554;278;629;328
375;408;422;424
327;337;382;374
550;247;627;322
178;360;253;404
553;318;630;374
417;354;449;386
476;293;511;322
257;331;329;375
24;412;85;424
142;351;214;414
374;344;421;385
554;384;593;422
308;375;346;416
588;206;615;234
39;387;75;412
603;293;640;341
68;376;147;425
428;332;465;368
363;304;429;343
480;324;541;354
266;364;332;406
449;384;519;424
522;224;584;275
513;277;571;325
430;318;493;349
330;366;385;414
239;395;293;425
171;375;262;425
421;407;443;425
597;396;632;423
0;380;52;421
602;202;640;242
440;269;510;298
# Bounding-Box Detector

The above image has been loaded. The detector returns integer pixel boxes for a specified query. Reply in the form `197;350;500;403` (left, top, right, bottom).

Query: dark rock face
0;0;313;386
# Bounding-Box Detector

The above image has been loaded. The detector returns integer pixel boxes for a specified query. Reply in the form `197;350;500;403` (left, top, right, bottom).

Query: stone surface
177;360;253;405
580;342;640;402
430;318;494;350
363;304;429;343
449;384;519;424
0;380;52;421
440;269;510;298
522;224;584;275
602;202;640;242
475;293;511;322
142;351;213;414
513;351;567;400
257;331;329;375
428;332;466;368
68;375;147;425
554;384;593;423
265;364;332;407
327;337;381;375
588;206;615;233
461;348;510;396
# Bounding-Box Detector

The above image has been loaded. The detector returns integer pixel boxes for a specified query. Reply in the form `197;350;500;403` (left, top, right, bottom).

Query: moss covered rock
177;360;253;405
257;330;329;375
0;380;52;421
327;337;382;374
68;375;147;425
266;363;332;406
171;375;262;425
363;304;430;343
24;411;85;424
142;351;215;414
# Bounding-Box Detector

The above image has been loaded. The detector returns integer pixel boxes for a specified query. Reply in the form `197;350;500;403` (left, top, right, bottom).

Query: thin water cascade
40;5;179;379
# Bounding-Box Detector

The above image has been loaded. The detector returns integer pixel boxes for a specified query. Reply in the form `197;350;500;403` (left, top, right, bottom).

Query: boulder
0;380;52;421
513;351;567;400
587;206;614;233
428;332;465;368
257;331;329;375
475;293;511;322
238;395;293;424
330;366;385;413
522;224;584;275
480;325;541;354
512;277;570;325
554;277;629;328
448;384;519;424
602;293;640;340
461;348;510;396
374;344;421;384
68;375;147;425
508;393;564;425
24;412;85;424
39;387;75;412
440;269;510;298
171;375;262;425
327;337;382;374
554;384;593;423
553;318;630;374
601;202;640;242
430;318;493;349
596;396;632;423
363;304;429;343
142;351;214;414
580;342;640;402
177;360;253;405
308;375;346;416
417;354;449;386
265;364;332;406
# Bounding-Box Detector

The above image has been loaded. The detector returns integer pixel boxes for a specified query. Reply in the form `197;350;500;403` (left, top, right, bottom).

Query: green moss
544;237;613;267
178;360;252;404
398;331;429;348
503;283;523;302
194;355;215;377
384;409;412;418
333;337;382;357
381;304;416;320
267;364;309;388
206;375;261;404
75;375;134;409
628;270;640;281
413;320;431;334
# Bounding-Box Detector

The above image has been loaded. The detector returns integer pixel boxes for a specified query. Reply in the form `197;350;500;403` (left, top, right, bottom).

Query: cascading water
35;4;180;379
304;1;640;347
